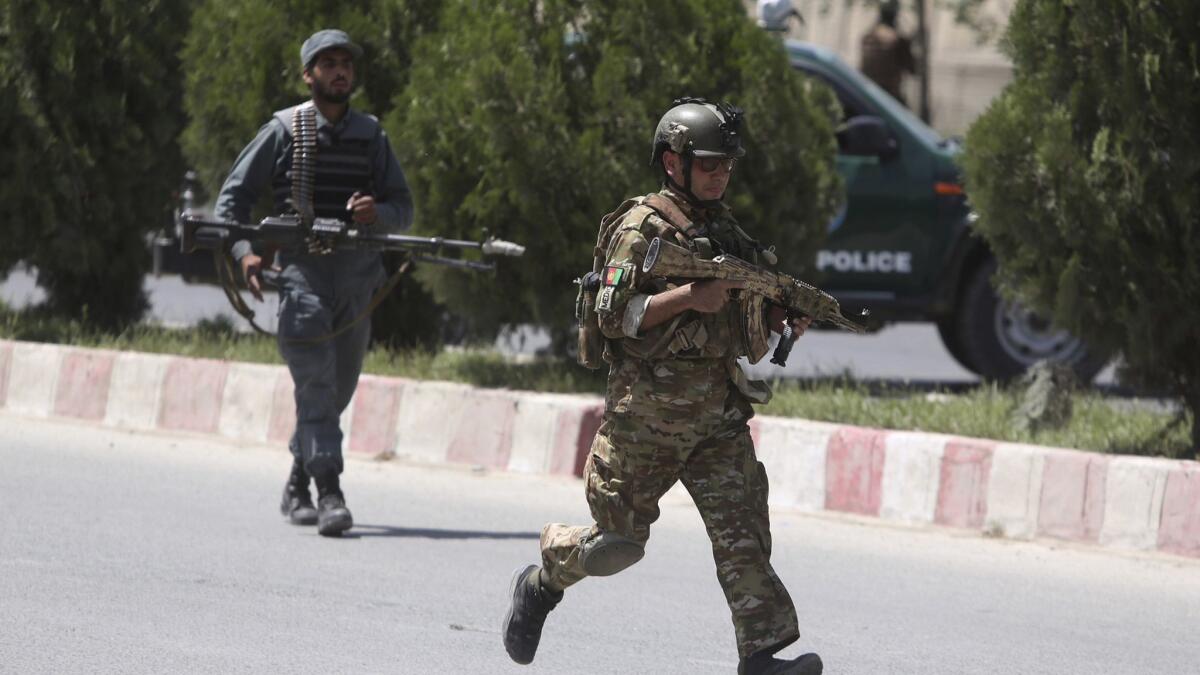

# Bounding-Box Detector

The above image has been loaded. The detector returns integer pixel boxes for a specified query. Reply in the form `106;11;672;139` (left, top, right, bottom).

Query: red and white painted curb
2;339;1196;559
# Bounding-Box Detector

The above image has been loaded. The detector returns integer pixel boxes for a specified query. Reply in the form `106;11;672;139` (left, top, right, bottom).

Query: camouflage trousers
540;358;799;658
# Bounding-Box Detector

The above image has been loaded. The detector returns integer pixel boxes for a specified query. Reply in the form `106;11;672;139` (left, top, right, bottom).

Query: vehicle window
794;66;872;123
833;60;943;147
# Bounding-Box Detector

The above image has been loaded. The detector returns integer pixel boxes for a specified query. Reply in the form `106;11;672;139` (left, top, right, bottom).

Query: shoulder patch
603;266;627;287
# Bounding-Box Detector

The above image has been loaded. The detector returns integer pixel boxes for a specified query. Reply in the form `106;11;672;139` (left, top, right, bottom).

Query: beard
312;78;352;104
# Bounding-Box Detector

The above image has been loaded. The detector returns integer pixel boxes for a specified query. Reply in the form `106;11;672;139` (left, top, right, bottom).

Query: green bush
961;0;1200;456
0;0;193;329
389;0;842;345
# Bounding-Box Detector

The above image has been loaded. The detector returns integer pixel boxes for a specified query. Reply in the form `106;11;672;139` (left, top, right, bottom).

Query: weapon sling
214;248;410;344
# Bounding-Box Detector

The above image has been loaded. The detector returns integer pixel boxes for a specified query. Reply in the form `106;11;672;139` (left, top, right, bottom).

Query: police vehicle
789;40;1107;381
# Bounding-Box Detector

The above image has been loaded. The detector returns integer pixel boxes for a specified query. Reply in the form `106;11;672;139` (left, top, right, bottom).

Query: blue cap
300;29;363;69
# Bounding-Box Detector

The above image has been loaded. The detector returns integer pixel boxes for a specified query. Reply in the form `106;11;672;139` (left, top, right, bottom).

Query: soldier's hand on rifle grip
240;253;265;302
792;315;813;335
768;304;814;335
687;279;748;313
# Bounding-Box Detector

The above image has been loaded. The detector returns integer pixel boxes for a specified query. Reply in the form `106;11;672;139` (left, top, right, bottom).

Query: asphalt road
0;268;1117;385
2;415;1195;674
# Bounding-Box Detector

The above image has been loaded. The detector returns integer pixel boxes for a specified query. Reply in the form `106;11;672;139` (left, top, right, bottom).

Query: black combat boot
279;460;318;525
502;564;563;665
738;650;823;675
313;473;353;537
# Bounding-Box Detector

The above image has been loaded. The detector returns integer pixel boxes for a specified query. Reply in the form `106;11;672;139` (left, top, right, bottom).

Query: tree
0;0;193;328
390;0;842;347
180;0;444;348
961;0;1200;456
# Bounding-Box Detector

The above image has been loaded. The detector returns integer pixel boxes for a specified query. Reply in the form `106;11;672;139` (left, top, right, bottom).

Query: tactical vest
576;191;771;368
271;104;375;219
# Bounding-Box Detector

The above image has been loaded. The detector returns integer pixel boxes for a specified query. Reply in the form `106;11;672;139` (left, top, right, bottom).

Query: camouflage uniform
540;188;799;659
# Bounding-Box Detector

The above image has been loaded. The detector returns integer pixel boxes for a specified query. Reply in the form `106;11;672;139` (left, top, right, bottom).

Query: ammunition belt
291;102;317;225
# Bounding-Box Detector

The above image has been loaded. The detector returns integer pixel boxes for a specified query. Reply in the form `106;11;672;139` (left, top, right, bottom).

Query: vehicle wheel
936;314;976;374
954;258;1109;382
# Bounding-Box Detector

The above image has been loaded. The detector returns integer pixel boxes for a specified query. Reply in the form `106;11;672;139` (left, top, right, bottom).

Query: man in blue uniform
215;29;414;536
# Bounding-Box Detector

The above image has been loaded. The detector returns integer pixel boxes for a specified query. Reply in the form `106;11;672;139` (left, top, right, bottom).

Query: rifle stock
642;237;866;335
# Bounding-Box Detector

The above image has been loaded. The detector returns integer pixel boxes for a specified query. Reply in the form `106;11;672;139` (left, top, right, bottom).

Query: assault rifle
181;212;525;272
641;237;867;366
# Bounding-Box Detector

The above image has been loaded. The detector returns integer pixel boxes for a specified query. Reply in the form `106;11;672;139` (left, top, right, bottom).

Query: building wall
746;0;1015;136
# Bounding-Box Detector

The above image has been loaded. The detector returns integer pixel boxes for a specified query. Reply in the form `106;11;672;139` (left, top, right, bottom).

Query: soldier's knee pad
580;532;645;577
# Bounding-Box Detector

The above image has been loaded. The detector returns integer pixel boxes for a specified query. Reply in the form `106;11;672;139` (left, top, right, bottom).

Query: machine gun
641;237;867;366
179;211;526;340
180;212;525;272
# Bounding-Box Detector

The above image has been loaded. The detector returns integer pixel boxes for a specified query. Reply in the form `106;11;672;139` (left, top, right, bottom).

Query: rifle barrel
355;232;483;250
180;213;524;258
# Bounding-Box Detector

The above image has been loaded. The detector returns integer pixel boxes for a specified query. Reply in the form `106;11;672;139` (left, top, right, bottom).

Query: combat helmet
650;97;745;206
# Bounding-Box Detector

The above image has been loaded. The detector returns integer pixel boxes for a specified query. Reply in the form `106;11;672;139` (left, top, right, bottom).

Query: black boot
738;650;823;675
313;473;353;537
279;461;318;526
502;564;562;665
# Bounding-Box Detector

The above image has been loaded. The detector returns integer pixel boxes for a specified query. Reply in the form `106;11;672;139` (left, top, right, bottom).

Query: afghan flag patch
603;266;626;287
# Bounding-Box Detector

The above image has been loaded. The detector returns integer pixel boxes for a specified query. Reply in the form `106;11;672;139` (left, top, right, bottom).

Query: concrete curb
1;339;1196;559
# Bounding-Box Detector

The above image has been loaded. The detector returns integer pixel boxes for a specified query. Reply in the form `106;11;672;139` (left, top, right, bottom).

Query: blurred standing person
214;29;414;536
859;0;916;105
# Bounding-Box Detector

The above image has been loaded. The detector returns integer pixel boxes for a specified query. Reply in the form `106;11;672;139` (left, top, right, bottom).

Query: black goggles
695;156;737;173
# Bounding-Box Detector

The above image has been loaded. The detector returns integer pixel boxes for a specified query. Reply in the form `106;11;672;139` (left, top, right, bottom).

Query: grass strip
1;306;1191;458
763;378;1190;459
